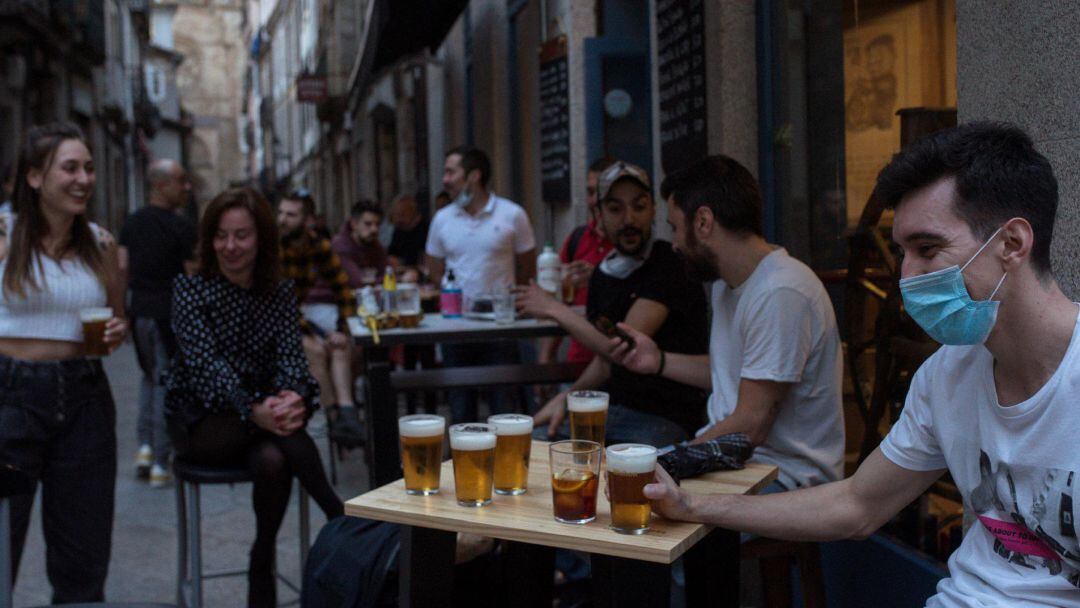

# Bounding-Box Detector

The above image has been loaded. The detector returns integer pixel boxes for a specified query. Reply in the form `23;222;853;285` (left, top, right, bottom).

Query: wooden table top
347;314;567;346
345;440;777;564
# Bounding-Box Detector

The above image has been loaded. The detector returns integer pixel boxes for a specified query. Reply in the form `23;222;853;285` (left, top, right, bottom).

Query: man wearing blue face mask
629;122;1080;606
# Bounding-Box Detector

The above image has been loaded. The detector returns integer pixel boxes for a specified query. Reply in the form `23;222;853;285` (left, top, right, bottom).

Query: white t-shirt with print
425;193;536;300
704;247;845;490
881;306;1080;607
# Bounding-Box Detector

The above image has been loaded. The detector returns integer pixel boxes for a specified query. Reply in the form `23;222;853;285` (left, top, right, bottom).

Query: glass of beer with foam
79;307;112;357
487;414;533;495
567;390;608;445
549;440;602;524
449;423;497;507
398;414;445;495
606;444;658;534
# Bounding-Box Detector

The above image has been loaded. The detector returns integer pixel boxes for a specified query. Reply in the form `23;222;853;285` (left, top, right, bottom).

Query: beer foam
398;415;445;437
487;414;533;435
567;391;609;413
606;444;658;474
450;431;496;451
79;307;113;322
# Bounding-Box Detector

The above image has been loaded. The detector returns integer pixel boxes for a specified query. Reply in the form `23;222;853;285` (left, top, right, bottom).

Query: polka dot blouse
165;274;320;429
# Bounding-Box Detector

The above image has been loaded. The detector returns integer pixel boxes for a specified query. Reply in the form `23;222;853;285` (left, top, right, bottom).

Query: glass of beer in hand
79;307;112;357
567;390;608;445
449;423;497;507
487;414;533;495
398;414;446;495
549;440;602;524
606;444;658;534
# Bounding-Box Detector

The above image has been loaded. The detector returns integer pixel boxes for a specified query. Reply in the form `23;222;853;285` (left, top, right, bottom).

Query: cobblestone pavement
12;342;371;607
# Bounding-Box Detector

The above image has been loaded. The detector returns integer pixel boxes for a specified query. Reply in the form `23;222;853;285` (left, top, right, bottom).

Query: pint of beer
449;423;497;507
487;414;533;495
606;444;658;534
398;414;446;495
549;440;601;524
567;390;608;445
79;307;113;357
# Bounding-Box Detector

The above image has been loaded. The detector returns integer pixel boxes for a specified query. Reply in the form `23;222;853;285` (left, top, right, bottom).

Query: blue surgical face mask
452;189;472;208
899;227;1007;345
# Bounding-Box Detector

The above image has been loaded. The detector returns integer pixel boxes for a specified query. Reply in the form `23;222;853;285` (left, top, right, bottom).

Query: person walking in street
277;189;364;447
118;158;197;487
0;122;128;603
166;187;344;608
426;145;537;423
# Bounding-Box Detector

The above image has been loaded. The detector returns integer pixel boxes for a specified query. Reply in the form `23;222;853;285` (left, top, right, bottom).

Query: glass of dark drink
549;440;602;524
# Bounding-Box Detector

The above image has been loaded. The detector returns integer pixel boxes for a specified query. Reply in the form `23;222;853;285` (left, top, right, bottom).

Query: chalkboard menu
539;36;571;204
657;0;707;173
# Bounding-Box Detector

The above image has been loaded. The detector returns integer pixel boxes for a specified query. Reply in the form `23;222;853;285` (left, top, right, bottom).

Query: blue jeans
0;354;116;603
133;317;173;466
441;341;521;424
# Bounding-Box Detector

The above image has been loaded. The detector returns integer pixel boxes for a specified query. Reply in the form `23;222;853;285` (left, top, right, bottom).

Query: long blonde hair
2;122;107;299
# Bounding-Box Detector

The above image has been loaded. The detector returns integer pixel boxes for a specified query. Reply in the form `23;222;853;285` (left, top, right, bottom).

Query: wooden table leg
500;541;554;607
364;352;400;489
591;553;672;608
684;527;740;607
399;525;455;608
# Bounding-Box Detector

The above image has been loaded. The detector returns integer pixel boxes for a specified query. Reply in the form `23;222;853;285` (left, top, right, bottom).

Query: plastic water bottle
440;268;463;318
537;243;560;297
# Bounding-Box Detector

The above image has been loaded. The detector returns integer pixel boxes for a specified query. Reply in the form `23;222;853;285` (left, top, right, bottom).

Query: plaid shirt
280;230;356;333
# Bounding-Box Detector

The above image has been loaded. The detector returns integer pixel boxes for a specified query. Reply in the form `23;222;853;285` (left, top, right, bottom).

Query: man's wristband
655;350;666;376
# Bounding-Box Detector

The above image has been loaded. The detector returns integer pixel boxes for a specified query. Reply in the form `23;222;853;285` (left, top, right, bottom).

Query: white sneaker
149;464;172;488
135;445;152;479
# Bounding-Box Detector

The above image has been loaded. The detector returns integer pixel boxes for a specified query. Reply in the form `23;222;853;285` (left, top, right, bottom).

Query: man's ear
999;217;1034;272
694;206;715;239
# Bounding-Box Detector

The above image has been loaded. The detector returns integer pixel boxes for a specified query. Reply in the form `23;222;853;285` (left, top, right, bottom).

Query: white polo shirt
425;193;536;299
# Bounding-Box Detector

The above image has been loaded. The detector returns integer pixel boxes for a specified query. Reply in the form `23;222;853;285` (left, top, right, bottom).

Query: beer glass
79;307;112;357
549;440;601;524
398;414;445;495
487;414;533;495
606;444;658;534
449;423;497;507
567;390;608;445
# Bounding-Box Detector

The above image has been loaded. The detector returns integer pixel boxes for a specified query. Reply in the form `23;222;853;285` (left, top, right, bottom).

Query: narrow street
12;342;370;607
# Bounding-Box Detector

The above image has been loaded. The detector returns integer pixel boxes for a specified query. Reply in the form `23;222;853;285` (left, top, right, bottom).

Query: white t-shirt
705;248;845;490
881;306;1080;607
425;193;536;299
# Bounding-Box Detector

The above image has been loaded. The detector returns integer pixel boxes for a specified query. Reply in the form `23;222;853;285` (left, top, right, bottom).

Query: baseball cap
597;161;652;202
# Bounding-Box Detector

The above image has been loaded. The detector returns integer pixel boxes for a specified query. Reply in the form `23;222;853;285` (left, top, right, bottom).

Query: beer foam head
398;415;445;437
487;414;533;435
449;424;496;450
567;390;609;412
606;444;658;474
79;307;113;322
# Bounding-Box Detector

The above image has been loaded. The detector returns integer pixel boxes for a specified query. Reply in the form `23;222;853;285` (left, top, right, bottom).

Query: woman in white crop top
0;122;127;602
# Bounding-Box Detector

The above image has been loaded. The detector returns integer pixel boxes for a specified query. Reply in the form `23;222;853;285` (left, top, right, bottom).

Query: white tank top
0;212;109;342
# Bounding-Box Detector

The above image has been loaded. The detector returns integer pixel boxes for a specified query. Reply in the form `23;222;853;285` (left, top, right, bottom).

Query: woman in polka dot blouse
165;187;343;607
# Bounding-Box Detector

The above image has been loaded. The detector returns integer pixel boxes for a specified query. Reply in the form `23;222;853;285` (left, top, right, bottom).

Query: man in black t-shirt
516;161;709;445
118;158;197;486
387;193;428;271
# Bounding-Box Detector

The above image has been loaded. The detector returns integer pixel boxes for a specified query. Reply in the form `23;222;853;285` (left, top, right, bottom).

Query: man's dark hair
660;155;764;237
283;187;316;217
351;199;383;220
446;145;492;187
589;156;617;174
876;121;1058;276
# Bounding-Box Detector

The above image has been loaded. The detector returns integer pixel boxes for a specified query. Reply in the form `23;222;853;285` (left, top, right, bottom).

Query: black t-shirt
587;240;709;434
119;205;197;319
388;221;429;267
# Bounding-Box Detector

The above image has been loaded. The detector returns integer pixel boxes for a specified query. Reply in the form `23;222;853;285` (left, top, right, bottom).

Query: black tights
179;414;344;607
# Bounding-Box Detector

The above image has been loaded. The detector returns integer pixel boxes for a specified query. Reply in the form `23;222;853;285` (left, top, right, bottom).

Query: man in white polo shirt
426;145;537;423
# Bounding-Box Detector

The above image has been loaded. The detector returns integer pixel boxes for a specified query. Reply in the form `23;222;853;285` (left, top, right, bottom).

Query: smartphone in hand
594;315;636;350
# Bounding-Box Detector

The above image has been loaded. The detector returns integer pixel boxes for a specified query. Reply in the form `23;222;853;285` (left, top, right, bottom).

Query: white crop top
0;211;109;342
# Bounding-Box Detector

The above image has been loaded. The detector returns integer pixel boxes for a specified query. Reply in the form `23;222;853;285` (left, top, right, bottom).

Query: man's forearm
659;353;711;389
550;305;610;355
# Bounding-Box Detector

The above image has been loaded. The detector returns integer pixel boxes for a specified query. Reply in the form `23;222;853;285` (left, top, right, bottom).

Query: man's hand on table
513;280;563;319
533;390;569;438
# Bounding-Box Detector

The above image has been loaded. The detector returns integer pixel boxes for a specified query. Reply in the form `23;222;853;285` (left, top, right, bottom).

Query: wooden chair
742;537;826;608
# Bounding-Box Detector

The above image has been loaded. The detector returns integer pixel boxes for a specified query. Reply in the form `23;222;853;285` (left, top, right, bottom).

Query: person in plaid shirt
277;189;364;447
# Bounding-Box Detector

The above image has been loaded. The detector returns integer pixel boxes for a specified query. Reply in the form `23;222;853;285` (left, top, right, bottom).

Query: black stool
174;460;310;608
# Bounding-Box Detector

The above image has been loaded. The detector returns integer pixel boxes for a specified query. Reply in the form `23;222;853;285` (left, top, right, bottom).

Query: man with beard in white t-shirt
614;123;1080;606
